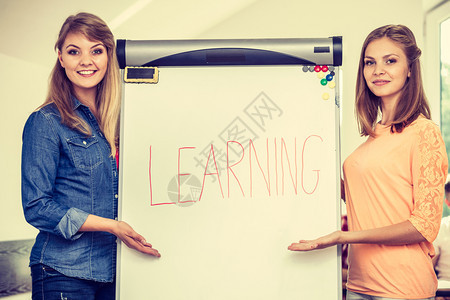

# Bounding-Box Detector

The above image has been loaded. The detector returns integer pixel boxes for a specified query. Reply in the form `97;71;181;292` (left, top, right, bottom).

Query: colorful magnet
328;81;336;89
314;65;321;72
302;66;309;72
320;78;328;86
326;74;333;81
317;72;325;79
322;93;330;100
321;65;328;72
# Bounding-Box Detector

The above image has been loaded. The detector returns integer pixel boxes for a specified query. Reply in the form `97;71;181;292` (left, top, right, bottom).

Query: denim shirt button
115;194;118;199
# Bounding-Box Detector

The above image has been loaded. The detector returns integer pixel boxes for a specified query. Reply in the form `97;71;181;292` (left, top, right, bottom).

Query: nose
373;64;385;75
79;53;93;66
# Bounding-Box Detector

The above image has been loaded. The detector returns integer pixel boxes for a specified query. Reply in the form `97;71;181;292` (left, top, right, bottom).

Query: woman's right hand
288;231;343;251
112;220;161;257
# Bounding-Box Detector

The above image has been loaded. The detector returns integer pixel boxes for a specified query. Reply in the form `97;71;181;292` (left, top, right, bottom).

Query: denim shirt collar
71;95;86;111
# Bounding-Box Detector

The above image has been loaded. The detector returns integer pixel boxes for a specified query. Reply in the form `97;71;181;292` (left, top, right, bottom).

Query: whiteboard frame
116;38;343;300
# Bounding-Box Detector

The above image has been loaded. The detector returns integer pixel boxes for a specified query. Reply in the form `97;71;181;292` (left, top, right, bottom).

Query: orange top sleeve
409;120;448;242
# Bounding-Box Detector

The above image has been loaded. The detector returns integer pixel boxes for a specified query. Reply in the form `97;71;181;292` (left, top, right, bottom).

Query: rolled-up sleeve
21;111;88;240
409;121;448;242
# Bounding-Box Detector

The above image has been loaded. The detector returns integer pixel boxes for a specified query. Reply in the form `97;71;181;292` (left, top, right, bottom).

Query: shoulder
406;116;443;143
37;103;61;118
23;103;62;137
409;116;440;132
26;103;61;125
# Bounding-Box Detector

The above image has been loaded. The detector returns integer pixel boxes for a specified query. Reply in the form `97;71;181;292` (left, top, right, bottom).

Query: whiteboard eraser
124;66;159;83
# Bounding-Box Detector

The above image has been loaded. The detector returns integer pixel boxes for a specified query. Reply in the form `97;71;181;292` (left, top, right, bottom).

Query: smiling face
363;37;411;105
58;32;108;99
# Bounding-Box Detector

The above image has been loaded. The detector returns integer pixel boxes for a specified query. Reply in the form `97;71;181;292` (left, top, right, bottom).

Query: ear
57;50;65;68
445;198;450;207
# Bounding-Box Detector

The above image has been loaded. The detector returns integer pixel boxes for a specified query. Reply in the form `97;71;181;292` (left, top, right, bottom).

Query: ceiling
0;0;444;70
0;0;261;68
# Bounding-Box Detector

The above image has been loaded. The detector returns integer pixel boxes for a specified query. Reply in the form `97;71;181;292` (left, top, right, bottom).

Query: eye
364;60;374;66
67;49;79;55
386;58;397;64
92;48;104;55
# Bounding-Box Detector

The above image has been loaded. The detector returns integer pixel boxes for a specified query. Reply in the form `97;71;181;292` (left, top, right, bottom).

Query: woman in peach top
289;25;448;300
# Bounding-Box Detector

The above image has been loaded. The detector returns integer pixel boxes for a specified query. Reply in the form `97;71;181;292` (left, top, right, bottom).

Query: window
440;18;450;171
425;1;450;216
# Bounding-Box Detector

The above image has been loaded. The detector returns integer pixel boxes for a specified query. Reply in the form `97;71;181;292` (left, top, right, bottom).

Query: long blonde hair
355;24;430;137
42;12;121;155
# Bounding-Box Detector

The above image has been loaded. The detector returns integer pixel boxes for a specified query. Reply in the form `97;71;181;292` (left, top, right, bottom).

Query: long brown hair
42;12;121;155
355;24;430;137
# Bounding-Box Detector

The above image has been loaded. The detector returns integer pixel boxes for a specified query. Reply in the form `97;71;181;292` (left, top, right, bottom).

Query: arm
290;120;447;252
22;111;88;240
288;220;425;251
79;215;160;257
408;121;447;242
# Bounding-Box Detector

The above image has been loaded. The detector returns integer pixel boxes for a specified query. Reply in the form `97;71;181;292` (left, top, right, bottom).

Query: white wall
0;0;425;254
0;53;50;241
0;0;429;299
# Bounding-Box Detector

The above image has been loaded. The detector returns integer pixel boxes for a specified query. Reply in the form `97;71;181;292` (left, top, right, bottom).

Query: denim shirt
21;97;118;282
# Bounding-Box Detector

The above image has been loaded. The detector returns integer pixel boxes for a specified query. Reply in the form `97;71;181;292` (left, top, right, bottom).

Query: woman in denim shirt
21;12;160;299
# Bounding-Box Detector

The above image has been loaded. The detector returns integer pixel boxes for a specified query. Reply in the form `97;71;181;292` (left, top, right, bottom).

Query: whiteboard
117;63;342;299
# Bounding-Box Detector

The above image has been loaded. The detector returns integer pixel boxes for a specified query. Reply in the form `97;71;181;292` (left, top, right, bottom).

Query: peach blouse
343;116;448;299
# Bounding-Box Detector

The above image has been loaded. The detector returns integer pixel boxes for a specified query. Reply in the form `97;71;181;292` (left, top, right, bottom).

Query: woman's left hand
288;231;342;251
79;215;161;257
113;221;161;257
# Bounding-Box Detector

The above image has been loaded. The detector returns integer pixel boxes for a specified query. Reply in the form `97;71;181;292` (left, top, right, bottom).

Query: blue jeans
347;290;435;300
31;264;115;300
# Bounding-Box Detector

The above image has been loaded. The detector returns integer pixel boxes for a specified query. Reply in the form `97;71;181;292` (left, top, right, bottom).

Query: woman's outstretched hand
288;231;342;251
79;215;161;257
113;221;161;257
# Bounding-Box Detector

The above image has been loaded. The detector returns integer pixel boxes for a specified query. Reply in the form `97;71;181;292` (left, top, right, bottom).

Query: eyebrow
65;43;105;50
364;53;400;60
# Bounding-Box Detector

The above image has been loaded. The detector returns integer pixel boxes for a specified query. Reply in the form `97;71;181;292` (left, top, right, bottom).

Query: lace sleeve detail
409;121;448;242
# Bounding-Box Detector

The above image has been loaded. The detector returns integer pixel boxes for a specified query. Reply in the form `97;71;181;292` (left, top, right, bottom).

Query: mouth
373;79;390;86
77;70;97;76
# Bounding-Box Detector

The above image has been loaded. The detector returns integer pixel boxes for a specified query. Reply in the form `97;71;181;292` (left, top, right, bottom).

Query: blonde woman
21;12;160;299
289;25;448;300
